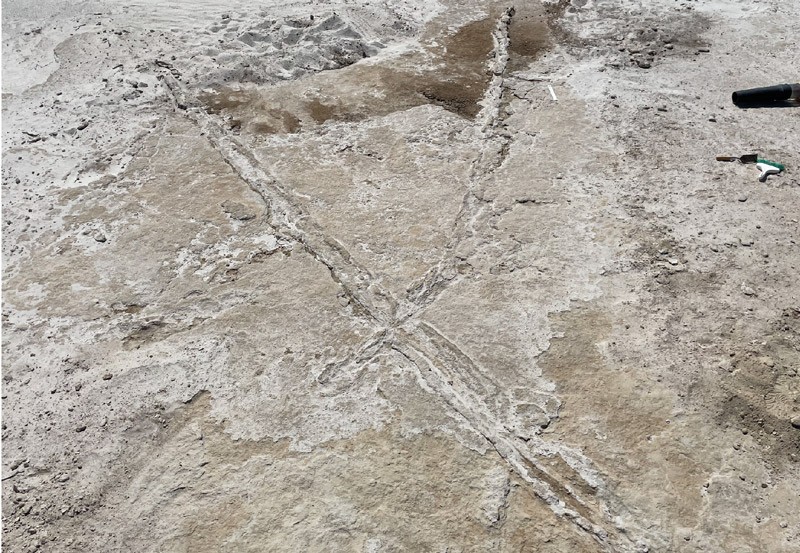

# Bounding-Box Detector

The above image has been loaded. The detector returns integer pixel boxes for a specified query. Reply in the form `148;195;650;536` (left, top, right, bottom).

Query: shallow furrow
158;72;398;327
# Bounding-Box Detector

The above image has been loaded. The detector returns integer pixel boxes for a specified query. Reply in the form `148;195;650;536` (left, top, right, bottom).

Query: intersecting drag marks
157;7;640;551
391;324;622;553
402;7;515;319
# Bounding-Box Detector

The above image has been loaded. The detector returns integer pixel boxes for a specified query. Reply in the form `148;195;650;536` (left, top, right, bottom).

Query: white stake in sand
547;85;558;101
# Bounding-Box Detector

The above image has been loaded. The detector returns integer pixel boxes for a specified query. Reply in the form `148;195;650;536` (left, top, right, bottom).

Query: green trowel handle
757;159;785;171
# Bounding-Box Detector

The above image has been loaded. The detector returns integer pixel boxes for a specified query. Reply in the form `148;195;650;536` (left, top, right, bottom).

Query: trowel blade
715;154;758;163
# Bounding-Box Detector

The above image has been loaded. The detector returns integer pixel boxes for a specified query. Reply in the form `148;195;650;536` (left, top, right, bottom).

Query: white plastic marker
756;162;781;182
547;85;558;101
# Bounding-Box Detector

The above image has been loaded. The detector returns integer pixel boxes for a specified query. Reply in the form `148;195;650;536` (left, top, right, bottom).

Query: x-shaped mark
156;9;639;551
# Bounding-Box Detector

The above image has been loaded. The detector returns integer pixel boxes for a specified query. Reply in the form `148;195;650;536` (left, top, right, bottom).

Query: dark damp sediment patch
306;98;337;124
302;17;497;122
200;87;304;133
250;121;278;134
276;109;302;133
417;16;495;118
304;98;368;125
509;17;550;57
196;16;498;127
438;15;495;80
197;7;557;131
198;88;255;114
507;3;554;72
420;84;478;118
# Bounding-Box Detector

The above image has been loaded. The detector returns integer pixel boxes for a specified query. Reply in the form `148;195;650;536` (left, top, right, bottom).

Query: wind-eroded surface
3;0;800;551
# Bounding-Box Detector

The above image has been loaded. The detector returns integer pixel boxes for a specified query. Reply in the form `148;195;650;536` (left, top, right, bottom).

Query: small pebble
101;373;113;381
75;425;87;433
738;195;748;202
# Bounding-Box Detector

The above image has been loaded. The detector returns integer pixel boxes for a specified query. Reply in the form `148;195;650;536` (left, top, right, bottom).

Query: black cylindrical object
732;83;800;106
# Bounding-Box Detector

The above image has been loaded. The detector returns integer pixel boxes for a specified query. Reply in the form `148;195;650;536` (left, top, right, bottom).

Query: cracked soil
2;0;799;551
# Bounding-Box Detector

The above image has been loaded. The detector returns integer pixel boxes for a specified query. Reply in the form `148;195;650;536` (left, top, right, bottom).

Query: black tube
732;83;799;106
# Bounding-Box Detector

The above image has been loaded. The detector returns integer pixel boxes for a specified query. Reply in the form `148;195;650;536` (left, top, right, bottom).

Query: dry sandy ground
2;0;799;551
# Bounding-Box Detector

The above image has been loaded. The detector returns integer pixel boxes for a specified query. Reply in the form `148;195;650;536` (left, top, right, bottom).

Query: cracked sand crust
3;0;800;552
